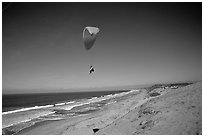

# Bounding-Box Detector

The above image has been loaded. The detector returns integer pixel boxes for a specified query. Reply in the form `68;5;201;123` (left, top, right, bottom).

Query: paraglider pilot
90;66;95;74
83;26;99;74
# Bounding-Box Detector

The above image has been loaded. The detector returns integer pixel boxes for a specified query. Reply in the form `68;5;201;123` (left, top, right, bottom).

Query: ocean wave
88;97;98;100
2;105;54;115
55;101;75;106
3;100;76;115
64;103;90;110
66;101;75;104
55;103;66;106
2;111;55;128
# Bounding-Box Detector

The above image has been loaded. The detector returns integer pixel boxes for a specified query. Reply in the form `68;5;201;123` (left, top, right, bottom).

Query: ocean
2;90;138;135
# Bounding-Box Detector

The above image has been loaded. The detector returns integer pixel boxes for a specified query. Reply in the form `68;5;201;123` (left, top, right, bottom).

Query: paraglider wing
83;27;100;50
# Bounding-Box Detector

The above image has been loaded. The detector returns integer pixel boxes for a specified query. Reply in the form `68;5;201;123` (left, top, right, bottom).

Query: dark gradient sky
2;2;202;93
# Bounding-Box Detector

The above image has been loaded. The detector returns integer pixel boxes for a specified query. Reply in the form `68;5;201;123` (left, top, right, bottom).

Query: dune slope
97;82;202;135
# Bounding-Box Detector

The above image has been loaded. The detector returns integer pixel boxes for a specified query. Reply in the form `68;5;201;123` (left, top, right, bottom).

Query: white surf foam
2;105;54;115
55;101;75;106
2;111;55;128
3;101;76;115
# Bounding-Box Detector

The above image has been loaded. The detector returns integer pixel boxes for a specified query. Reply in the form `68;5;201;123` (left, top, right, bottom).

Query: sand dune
17;82;202;135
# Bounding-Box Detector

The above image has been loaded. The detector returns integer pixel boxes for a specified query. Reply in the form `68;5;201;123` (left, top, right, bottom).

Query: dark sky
2;2;202;93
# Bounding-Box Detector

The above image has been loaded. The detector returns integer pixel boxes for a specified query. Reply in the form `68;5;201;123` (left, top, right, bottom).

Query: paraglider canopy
83;26;100;50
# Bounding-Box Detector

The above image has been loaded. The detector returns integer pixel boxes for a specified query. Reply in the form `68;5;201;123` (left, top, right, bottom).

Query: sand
17;82;202;135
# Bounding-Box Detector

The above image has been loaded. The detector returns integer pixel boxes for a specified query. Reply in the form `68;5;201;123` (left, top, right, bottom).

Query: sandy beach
16;82;202;135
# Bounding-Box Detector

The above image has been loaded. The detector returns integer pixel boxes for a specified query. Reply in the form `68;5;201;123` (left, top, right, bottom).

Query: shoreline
15;89;146;135
2;89;133;134
4;82;201;135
